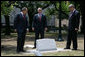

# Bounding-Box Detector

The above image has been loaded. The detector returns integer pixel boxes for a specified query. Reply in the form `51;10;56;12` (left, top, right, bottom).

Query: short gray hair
68;4;75;8
21;7;27;11
37;8;42;11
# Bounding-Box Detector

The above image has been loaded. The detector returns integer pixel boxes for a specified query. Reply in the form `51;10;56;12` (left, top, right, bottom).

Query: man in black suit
14;7;29;53
32;8;47;48
64;4;80;50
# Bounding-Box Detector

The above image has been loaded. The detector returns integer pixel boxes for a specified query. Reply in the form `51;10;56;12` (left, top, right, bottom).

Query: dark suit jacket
32;14;47;31
68;10;80;30
14;13;29;33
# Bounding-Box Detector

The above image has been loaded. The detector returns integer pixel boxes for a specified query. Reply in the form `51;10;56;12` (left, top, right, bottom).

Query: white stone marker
24;39;71;56
24;45;34;48
36;39;57;51
33;51;42;56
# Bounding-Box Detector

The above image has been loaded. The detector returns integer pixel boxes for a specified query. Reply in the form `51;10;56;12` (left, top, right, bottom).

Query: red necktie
23;15;25;20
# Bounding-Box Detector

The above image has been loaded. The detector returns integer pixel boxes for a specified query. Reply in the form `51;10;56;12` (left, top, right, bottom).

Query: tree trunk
4;15;11;35
28;6;36;32
28;11;34;32
80;1;85;34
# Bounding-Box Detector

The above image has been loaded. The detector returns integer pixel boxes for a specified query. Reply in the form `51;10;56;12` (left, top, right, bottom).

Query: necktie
23;15;25;20
39;14;42;22
39;15;41;22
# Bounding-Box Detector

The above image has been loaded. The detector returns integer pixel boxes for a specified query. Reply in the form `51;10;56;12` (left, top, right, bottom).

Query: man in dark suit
64;4;80;50
14;7;29;53
32;8;47;48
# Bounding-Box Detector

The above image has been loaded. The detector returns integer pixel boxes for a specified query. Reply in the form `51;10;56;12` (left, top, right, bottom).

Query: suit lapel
37;14;39;21
20;13;23;19
70;10;76;18
40;14;43;21
20;13;27;20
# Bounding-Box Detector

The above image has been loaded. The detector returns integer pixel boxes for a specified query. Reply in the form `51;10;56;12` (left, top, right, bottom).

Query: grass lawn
1;32;84;56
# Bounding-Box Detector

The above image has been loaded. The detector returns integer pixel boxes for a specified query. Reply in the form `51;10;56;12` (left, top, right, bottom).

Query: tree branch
52;2;69;17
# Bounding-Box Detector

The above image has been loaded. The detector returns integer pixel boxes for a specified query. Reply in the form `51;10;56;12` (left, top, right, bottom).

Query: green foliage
44;7;57;20
1;1;80;18
60;1;70;19
44;1;80;19
44;1;70;19
1;1;14;15
61;1;70;12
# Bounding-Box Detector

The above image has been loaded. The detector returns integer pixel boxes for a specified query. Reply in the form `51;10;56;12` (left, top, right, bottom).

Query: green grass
1;50;84;56
43;51;84;56
1;32;84;56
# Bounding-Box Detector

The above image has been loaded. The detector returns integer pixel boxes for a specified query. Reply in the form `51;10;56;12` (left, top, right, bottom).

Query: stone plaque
36;39;57;51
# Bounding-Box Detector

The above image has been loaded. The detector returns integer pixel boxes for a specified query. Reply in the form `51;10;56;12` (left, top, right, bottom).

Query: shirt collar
38;13;42;16
20;12;24;15
73;9;76;13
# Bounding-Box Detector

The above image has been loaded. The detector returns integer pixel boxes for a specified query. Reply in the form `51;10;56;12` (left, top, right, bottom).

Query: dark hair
21;7;27;11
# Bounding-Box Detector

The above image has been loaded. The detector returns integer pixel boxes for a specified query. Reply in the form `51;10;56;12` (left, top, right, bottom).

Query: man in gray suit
64;4;80;50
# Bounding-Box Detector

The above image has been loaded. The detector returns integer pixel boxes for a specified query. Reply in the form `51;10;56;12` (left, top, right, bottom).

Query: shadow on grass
1;45;17;54
1;32;84;42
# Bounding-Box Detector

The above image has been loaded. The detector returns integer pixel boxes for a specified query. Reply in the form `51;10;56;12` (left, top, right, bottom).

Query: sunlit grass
1;32;84;56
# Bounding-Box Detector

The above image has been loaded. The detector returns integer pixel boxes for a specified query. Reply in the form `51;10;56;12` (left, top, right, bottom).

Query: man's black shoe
64;48;70;49
17;51;21;53
21;50;27;52
72;48;77;50
32;47;36;49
